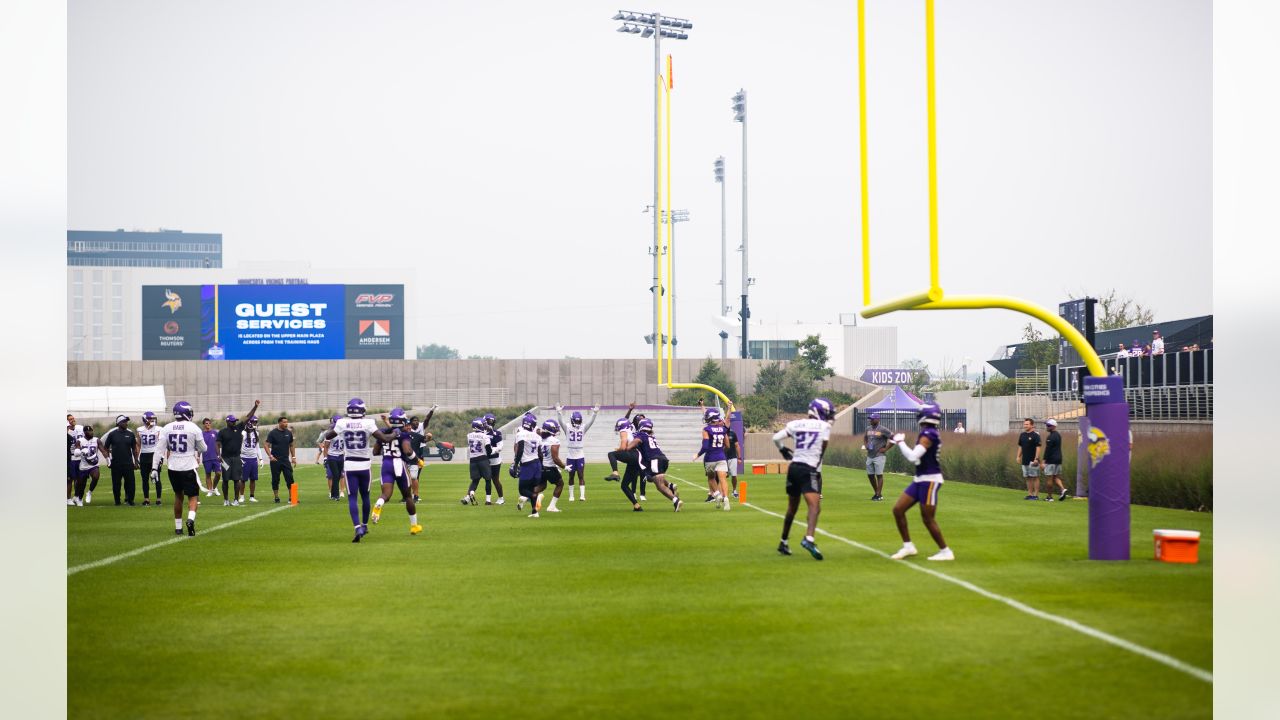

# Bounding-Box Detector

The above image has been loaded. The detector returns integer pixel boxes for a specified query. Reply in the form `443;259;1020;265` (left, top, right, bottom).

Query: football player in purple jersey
626;418;682;512
889;403;954;561
694;406;731;507
369;408;424;535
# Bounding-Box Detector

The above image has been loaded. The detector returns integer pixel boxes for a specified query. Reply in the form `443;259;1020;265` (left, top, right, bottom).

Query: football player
325;398;400;542
67;415;85;505
603;402;637;482
694;407;730;508
74;425;102;505
772;398;834;560
611;415;644;509
369;408;424;535
889;403;954;561
483;412;505;504
555;404;598;501
462;418;493;506
318;415;346;500
157;401;208;536
240;416;263;503
537;418;568;514
510;412;543;518
199;417;222;498
136;411;161;505
627;418;682;512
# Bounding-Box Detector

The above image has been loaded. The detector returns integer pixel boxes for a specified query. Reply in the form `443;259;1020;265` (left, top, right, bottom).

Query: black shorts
641;455;669;478
518;477;541;500
540;467;562;485
168;468;201;497
785;462;822;497
470;458;492;482
224;455;244;482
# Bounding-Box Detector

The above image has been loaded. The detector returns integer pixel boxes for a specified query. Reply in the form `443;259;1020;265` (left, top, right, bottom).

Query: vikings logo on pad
1086;426;1112;468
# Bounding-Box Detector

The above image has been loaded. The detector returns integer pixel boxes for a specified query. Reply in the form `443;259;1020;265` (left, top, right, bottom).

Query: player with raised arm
462;418;493;506
694;406;731;509
602;402;637;482
510;412;543;518
407;405;438;503
325;398;399;542
772;398;834;560
556;404;598;502
136;411;161;506
538;418;568;514
629;418;682;512
73;425;102;505
158;401;208;536
482;412;506;505
318;415;346;500
369;408;424;535
888;402;954;561
239;416;264;503
629;410;652;500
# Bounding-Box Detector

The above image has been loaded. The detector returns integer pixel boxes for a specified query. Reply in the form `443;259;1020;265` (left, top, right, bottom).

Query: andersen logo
358;320;391;345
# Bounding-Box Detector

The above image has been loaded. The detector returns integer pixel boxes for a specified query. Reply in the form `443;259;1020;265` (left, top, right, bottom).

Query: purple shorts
203;458;221;474
518;460;542;482
381;457;410;494
243;458;259;481
345;468;371;493
566;457;585;473
904;480;942;506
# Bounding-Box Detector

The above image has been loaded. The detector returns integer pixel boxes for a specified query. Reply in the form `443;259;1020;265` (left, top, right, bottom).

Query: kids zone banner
141;284;403;360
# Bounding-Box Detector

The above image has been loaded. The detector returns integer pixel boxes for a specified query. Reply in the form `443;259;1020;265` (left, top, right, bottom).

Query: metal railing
174;388;512;416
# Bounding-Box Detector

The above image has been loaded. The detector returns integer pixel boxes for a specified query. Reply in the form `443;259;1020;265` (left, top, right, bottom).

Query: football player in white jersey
510;412;543;517
555;404;598;501
461;418;493;506
157;401;208;536
537;418;568;514
324;398;400;542
772;398;834;560
482;413;505;505
67;414;85;505
136;411;162;505
240;416;264;503
73;425;102;506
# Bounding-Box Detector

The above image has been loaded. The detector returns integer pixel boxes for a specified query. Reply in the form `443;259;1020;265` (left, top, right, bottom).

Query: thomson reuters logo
163;321;180;335
354;293;395;308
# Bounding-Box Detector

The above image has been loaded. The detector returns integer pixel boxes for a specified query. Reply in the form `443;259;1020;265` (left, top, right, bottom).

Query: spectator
1115;342;1128;357
1151;330;1165;355
1042;419;1068;502
1141;344;1152;356
1015;418;1042;500
1132;339;1142;355
953;421;966;434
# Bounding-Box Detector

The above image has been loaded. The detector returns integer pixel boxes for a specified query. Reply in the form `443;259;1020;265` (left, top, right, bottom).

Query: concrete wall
67;359;874;416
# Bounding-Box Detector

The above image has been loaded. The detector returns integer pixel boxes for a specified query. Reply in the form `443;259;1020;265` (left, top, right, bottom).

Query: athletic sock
548;497;558;511
579;487;585;500
374;498;385;510
804;535;815;544
409;514;418;525
175;519;183;530
187;510;196;521
485;494;492;502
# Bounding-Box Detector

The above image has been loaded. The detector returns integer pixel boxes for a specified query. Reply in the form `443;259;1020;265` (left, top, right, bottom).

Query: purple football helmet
142;411;156;425
471;418;486;431
808;398;834;422
570;411;583;427
541;418;561;435
637;418;654;433
388;407;408;427
520;412;538;431
483;412;497;428
330;414;341;425
346;398;367;418
916;402;943;426
704;408;722;424
247;415;258;427
172;401;193;420
614;417;630;432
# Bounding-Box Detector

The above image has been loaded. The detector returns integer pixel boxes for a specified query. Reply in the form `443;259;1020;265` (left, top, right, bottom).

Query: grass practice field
68;463;1212;719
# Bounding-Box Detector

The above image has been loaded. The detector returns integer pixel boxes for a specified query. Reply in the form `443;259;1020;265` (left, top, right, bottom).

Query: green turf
68;464;1211;719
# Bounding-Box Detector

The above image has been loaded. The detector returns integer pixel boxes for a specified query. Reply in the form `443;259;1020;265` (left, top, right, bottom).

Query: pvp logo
354;293;395;308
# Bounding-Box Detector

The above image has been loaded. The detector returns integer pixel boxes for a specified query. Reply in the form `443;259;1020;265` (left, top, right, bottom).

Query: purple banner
730;410;745;476
1083;375;1130;560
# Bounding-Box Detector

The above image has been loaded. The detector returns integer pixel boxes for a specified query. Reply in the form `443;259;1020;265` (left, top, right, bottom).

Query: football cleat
777;541;792;556
1059;488;1069;502
673;498;683;512
352;525;367;543
528;512;540;518
248;496;258;502
928;547;955;561
186;519;196;537
371;505;382;523
409;524;423;535
496;497;505;505
223;500;231;507
890;545;918;560
85;491;92;504
175;529;183;536
517;497;527;511
801;538;823;560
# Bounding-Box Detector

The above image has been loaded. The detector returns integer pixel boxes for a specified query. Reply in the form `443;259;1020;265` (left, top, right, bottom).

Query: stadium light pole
732;88;751;359
612;10;693;360
666;208;689;358
714;156;728;360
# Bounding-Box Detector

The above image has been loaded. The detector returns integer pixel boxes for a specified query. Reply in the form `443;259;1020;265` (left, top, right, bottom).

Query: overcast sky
69;0;1210;375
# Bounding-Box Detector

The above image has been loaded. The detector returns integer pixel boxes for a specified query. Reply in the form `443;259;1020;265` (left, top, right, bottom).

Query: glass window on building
748;340;799;361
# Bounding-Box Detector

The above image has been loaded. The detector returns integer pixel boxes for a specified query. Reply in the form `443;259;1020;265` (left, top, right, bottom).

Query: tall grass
824;431;1212;511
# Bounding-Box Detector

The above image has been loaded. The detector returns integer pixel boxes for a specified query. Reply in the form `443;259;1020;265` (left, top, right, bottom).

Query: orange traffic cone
289;483;299;505
739;481;747;504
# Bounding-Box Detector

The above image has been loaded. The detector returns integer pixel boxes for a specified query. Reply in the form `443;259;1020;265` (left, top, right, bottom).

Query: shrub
823;430;1212;511
670;358;739;406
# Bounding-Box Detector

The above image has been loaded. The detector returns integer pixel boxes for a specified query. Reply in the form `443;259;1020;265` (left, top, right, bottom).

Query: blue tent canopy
865;386;926;412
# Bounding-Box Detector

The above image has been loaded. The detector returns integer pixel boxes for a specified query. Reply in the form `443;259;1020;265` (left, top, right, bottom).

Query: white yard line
667;473;1212;684
68;504;293;576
